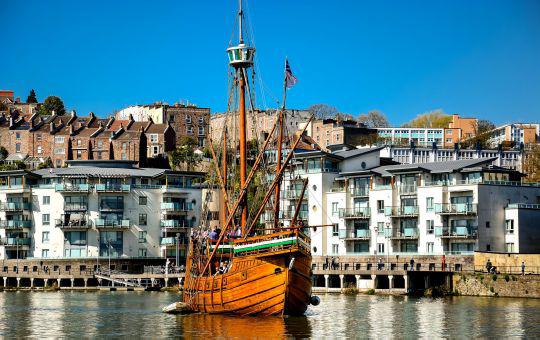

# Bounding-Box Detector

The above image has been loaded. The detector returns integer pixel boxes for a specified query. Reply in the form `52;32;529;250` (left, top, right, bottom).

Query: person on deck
235;228;242;238
209;229;218;240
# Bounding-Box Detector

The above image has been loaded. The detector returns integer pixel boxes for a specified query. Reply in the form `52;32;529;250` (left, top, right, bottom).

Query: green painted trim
234;239;297;254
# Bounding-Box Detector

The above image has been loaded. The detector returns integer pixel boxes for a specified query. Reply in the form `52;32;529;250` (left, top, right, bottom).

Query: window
377;222;385;235
426;197;434;212
505;243;515;252
332;224;339;237
426;220;434;234
97;151;102;160
42;214;50;225
138;231;147;243
55;159;62;167
54;148;65;155
121;152;127;160
377;243;385;254
168;115;175;122
42;231;50;242
36;134;42;141
122;142;127;150
331;202;338;215
138;248;147;257
55;136;65;144
139;196;147;205
37;145;42;154
427;242;434;253
16;143;21;153
446;130;452;135
187;127;193;135
43;196;50;205
139;213;147;226
332;244;339;255
152;146;159;155
486;244;491;251
377;200;385;213
149;134;158;143
42;249;49;258
97;141;103;149
505;220;514;234
486;221;490;228
198;127;204;136
16;133;21;139
77;150;82;159
198;117;204;124
77;139;82;146
186;115;192;124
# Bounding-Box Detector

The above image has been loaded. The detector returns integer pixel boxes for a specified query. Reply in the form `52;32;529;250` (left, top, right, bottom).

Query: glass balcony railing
338;207;370;218
160;220;194;229
435;203;477;215
95;219;130;229
435;226;477;238
389;228;419;239
64;203;88;211
281;210;309;220
0;220;32;229
384;206;419;217
0;237;31;246
399;185;417;195
283;190;307;200
372;184;391;191
55;184;90;192
351;187;369;197
160;202;193;212
95;184;131;192
0;202;31;211
339;229;371;239
160;237;186;245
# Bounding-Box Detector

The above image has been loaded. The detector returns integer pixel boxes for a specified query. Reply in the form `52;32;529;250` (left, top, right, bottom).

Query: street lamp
16;236;19;273
175;233;180;268
385;223;390;270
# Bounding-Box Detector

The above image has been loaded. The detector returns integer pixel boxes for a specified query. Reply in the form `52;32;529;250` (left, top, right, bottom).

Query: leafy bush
366;289;375;295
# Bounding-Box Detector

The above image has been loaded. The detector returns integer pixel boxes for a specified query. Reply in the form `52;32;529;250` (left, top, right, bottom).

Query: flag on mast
285;59;298;89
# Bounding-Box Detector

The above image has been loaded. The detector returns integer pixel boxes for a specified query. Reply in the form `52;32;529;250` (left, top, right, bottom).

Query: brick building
0;110;175;167
115;103;210;147
305;118;377;150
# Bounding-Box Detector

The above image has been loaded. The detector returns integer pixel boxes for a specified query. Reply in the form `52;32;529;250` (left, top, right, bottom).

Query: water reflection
0;292;539;337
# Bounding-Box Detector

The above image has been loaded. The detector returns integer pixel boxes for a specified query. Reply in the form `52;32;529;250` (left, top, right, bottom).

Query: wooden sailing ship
182;0;314;316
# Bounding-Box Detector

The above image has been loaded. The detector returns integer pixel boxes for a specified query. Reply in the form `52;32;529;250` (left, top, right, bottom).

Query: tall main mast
226;0;255;235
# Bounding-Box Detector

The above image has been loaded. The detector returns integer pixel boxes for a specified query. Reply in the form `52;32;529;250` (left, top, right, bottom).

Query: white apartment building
376;128;445;147
277;147;540;258
0;161;206;262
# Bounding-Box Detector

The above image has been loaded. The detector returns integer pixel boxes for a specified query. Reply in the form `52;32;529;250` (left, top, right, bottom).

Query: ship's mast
226;0;255;235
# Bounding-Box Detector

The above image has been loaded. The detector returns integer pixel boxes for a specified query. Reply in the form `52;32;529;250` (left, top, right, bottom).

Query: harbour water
0;292;539;338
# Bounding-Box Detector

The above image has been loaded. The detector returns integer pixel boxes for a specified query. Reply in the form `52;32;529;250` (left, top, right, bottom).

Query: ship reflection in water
0;292;539;337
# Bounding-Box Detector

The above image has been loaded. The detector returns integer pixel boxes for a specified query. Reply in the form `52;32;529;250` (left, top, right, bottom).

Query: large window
426;197;434;212
65;231;87;246
505;220;514;234
138;231;147;243
99;231;123;257
100;196;124;211
139;213;147;226
42;214;50;225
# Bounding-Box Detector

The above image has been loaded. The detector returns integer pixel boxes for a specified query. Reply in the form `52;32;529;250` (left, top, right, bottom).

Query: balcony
95;184;131;193
0;202;31;212
389;228;419;239
281;210;309;220
161;202;193;213
0;185;31;193
398;185;417;195
0;237;32;247
99;203;124;212
95;219;130;230
338;207;370;219
55;183;90;193
160;220;194;229
64;203;88;212
384;206;419;217
283;190;307;200
339;228;371;240
435;203;477;215
351;187;369;197
0;220;32;229
435;226;477;238
55;218;91;230
160;237;188;246
372;184;391;191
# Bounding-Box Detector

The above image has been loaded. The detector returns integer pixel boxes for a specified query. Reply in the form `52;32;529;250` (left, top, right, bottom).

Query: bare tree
357;110;390;128
307;104;338;119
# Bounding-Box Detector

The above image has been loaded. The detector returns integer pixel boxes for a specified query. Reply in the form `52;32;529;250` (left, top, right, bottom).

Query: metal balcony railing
95;219;130;229
95;184;131;192
55;218;91;229
160;220;194;229
0;237;31;246
339;228;371;239
55;183;90;192
0;202;31;212
0;220;32;229
64;203;88;211
281;210;309;220
435;203;477;215
389;228;419;239
160;237;188;245
434;226;477;238
384;206;419;217
338;207;370;219
282;190;307;200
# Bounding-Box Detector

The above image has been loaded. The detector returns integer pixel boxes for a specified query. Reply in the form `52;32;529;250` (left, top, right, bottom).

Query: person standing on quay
441;255;446;271
409;258;415;271
521;261;525;276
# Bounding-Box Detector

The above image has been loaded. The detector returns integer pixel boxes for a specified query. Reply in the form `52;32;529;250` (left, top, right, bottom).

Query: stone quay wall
453;273;540;298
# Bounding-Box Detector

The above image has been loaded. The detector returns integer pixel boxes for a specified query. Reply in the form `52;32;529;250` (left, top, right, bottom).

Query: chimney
9;116;14;128
50;122;55;133
69;124;74;135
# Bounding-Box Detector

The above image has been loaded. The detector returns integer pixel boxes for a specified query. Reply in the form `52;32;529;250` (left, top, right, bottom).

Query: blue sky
2;0;539;125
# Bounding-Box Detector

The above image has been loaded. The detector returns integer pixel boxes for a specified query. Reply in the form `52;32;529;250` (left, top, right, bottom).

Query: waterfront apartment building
277;147;540;258
115;103;210;147
304;118;377;150
0;161;205;262
210;109;312;143
380;145;525;172
486;123;539;147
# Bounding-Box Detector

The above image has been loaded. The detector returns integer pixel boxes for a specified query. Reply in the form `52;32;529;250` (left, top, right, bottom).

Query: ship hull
183;250;312;316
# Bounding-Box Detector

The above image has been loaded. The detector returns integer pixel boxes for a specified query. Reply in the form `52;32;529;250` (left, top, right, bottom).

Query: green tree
523;145;540;183
37;158;53;169
402;110;452;128
0;102;8;112
37;95;66;115
168;136;200;170
357;110;390;127
0;146;8;160
26;89;38;103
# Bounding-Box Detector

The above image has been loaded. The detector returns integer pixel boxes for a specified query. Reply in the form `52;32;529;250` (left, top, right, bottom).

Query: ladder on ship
95;270;143;288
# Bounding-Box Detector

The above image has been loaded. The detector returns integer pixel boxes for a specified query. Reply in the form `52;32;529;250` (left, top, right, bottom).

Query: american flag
285;59;298;89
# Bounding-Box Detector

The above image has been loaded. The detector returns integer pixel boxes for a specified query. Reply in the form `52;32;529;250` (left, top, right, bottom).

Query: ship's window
312;185;317;191
312;205;317;212
313;246;317;252
241;271;247;280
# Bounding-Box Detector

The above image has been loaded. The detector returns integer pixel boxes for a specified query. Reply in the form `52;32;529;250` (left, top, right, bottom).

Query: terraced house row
0;160;208;263
277;146;540;257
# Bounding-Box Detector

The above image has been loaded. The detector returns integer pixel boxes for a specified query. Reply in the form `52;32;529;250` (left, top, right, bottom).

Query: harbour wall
453;273;540;298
